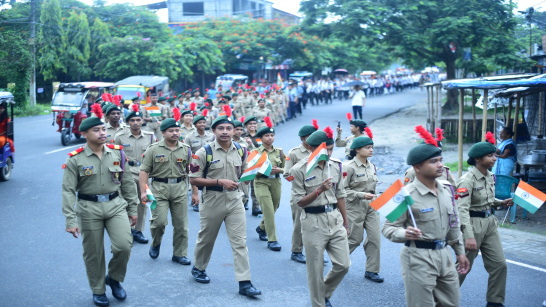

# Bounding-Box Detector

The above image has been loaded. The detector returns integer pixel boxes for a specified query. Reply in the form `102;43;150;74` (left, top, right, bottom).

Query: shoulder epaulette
437;179;452;186
142;130;154;134
107;144;123;150
330;157;342;164
68;146;84;157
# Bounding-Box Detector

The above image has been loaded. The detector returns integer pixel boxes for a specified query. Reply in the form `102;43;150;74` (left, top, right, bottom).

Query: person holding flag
242;116;263;216
382;128;470;307
233;118;253;210
142;93;166;141
290;127;350;307
253;116;285;251
342;129;385;283
335;114;368;159
457;132;513;307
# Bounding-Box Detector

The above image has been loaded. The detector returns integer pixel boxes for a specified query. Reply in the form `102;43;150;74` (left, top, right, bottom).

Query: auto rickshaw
51;82;114;146
0;91;15;181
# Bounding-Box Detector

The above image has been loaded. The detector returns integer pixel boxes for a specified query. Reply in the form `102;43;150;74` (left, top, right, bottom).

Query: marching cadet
457;132;513;307
165;96;178;118
189;114;262;297
104;104;128;143
114;104;155;244
253;98;270;129
404;127;457;187
264;91;278;125
179;109;196;141
142;93;166;142
139;109;193;265
232;93;246;119
62;104;138;307
182;90;193;108
233;117;253;210
242;116;262;216
191;88;204;107
276;88;287;124
382;129;470;307
343;131;384;283
240;87;253;115
283;120;319;264
253;117;285;251
335;114;367;159
290;127;350;307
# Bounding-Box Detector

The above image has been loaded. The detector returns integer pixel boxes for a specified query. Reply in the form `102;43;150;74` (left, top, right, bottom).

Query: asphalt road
1;89;544;307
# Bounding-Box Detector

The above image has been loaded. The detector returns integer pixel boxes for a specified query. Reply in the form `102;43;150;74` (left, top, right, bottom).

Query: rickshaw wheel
0;157;11;181
75;133;81;139
61;129;71;146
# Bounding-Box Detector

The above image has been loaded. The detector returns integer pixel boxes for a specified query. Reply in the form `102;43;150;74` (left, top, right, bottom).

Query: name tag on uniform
156;154;165;162
210;159;220;164
122;144;130;147
474;186;483;191
305;176;316;181
193;141;199;143
107;135;111;137
356;174;366;177
420;208;434;213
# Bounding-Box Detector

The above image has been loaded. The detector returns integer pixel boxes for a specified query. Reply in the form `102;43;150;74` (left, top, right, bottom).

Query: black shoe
193;204;199;212
291;252;306;263
191;266;210;283
486;303;505;307
105;275;126;301
93;294;109;306
244;201;249;210
252;209;262;216
324;255;329;263
267;241;281;251
149;244;160;259
256;226;268;241
239;281;262;297
325;297;332;307
131;229;148;244
364;271;384;283
172;256;191;265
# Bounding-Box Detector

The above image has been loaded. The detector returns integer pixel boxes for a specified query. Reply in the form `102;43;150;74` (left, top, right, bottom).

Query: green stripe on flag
385;196;414;222
513;195;540;214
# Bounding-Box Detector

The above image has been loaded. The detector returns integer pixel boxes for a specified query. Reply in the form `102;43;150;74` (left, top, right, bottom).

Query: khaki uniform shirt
232;98;245;118
140;139;191;179
165;105;178;118
184;130;215;154
240;95;253;114
283;144;311;180
180;124;196;141
343;158;377;204
105;122;128;144
233;137;253;150
62;145;138;228
242;132;260;148
290;157;347;207
191;97;205;107
252;107;269;129
335;134;356;156
404;166;457;188
382;178;465;256
456;167;502;240
114;130;155;179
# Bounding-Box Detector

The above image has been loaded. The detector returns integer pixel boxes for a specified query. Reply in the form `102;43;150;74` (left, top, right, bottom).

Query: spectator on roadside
492;126;517;176
350;85;366;120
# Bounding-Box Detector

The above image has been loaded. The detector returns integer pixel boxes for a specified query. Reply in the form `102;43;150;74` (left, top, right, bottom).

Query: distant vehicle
51;82;114;146
0;92;14;181
215;74;248;90
289;71;313;83
114;76;169;105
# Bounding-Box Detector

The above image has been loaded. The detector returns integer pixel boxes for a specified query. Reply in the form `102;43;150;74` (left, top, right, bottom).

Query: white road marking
45;144;81;155
478;252;546;273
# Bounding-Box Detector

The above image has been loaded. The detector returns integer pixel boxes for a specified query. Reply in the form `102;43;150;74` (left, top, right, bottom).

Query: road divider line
45;144;81;155
478;252;546;273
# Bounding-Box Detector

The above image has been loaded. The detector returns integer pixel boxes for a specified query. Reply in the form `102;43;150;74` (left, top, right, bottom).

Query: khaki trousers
301;209;350;307
131;177;147;232
459;216;507;304
149;180;189;257
77;197;133;295
250;179;260;211
400;245;460;307
290;201;303;253
145;121;162;141
347;201;381;273
254;177;282;242
193;190;251;281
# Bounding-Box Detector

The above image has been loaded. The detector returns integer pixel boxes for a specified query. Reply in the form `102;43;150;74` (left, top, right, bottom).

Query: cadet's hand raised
319;177;333;193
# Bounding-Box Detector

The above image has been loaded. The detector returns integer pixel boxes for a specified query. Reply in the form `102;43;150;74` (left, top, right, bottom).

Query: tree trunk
444;55;459;112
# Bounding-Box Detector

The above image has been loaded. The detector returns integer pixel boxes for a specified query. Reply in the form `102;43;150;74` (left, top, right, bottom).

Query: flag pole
407;204;417;228
502;209;510;225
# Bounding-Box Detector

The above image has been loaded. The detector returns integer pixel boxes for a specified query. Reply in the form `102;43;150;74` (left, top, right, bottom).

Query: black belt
304;204;337;214
405;239;447;250
206;185;224;192
259;174;280;179
152;177;184;184
469;210;492;218
128;161;141;167
78;191;119;202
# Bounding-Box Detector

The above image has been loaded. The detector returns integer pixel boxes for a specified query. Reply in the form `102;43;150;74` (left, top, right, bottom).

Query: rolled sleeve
139;146;154;173
61;158;79;229
291;166;307;205
456;179;475;240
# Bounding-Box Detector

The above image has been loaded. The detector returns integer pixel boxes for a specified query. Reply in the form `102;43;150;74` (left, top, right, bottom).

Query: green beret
181;109;193;116
467;142;497;165
233;120;243;128
211;115;234;129
167;97;175;103
95;97;103;103
131;96;140;102
244;116;257;125
105;104;121;115
206;98;213;104
307;130;334;146
350;120;367;128
101;102;111;113
125;109;143;121
79;116;104;132
256;126;275;137
158;96;167;102
298;125;317;137
193;115;206;124
160;118;180;131
407;144;442;165
199;105;207;111
222;95;232;101
232;93;239;97
350;136;373;149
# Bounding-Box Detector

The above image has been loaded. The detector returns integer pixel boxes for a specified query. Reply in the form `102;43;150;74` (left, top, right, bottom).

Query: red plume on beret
312;119;319;130
324;126;334;139
205;102;209;107
91;103;103;119
346;112;352;121
107;93;113;102
202;109;209;117
260;93;264;98
190;102;196;111
101;93;110;102
264;116;273;129
174;95;177;99
136;92;141;98
196;88;200;91
415;125;438;147
132;104;139;112
238;89;242;94
206;88;209;92
113;95;120;107
223;105;232;117
173;107;181;122
435;127;444;142
365;127;373;139
240;116;246;123
485;131;496;145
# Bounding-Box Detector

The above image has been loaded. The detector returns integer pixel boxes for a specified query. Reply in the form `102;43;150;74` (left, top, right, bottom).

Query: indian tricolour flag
258;153;272;176
240;151;268;182
306;142;328;175
513;180;546;214
146;106;162;117
370;179;414;222
145;184;157;210
277;72;283;88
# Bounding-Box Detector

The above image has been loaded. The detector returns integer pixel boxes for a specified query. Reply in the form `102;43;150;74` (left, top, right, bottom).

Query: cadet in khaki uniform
179;109;196;140
233;118;253;209
240;89;254;115
290;128;350;307
283;121;318;263
191;89;204;107
343;134;384;283
189;115;262;297
242;116;262;216
253;117;285;251
139;111;193;265
457;134;513;307
104;104;128;143
335;116;367;159
165;97;178;119
252;99;270;129
142;93;166;142
62;105;138;307
231;93;246;119
114;104;155;244
382;140;470;307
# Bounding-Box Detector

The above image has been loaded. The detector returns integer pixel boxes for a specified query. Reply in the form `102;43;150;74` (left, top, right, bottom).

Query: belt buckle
435;240;446;249
324;205;332;213
136;161;141;166
485;210;491;217
97;194;109;202
167;178;177;184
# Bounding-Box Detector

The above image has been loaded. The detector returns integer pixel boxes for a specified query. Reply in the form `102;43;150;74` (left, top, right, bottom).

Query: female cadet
242;116;262;216
252;98;270;129
233;117;254;210
253;117;285;251
342;130;384;283
457;132;513;307
335;113;367;159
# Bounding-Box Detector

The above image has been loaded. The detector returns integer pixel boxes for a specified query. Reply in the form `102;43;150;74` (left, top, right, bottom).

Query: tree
38;0;66;81
89;17;111;71
0;30;32;102
64;11;91;80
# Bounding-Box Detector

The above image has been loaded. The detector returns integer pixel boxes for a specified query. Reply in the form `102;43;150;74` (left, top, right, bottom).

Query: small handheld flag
306;142;328;176
513;180;546;214
145;184;157;210
370;179;415;223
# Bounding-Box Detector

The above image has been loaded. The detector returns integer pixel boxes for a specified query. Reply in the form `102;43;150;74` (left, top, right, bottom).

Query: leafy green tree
64;11;91;80
38;0;66;81
89;17;111;70
0;30;32;102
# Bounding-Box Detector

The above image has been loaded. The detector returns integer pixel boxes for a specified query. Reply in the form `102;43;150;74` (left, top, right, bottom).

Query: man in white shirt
350;85;366;120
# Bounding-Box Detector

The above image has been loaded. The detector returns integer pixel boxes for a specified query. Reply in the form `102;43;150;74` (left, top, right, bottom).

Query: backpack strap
202;144;213;179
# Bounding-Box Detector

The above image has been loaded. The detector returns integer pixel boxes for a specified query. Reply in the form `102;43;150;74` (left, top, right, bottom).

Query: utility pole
29;0;36;107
